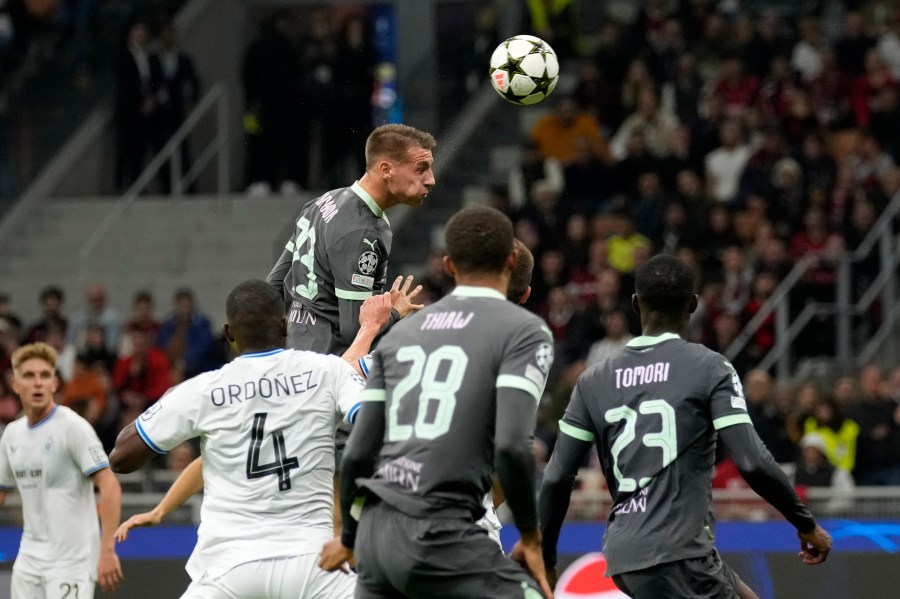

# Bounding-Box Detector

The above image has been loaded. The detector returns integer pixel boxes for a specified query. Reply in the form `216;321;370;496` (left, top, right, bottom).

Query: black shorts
354;499;546;599
612;550;743;599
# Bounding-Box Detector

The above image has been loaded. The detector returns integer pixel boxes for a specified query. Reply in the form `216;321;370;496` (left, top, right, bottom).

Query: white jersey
0;405;109;578
360;353;503;548
135;348;363;580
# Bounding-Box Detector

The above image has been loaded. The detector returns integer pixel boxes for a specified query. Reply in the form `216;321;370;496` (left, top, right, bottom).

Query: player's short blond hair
11;342;59;371
365;124;436;168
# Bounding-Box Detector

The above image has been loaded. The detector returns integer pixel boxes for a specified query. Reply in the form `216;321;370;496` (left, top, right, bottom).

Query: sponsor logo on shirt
731;396;747;410
358;251;378;275
362;238;378;251
612;487;649;516
352;273;375;289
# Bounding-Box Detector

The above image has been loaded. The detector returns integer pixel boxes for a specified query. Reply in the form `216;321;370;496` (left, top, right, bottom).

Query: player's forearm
337;298;364;345
341;324;380;374
495;389;540;532
156;457;204;519
539;431;590;567
339;403;385;549
265;249;292;294
0;491;7;507
720;424;817;533
96;472;123;552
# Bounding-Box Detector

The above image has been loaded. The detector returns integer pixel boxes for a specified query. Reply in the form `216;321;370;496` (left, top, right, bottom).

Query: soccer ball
489;35;560;106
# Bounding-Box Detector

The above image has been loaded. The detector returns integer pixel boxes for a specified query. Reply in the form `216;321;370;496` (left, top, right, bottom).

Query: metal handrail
77;82;229;278
725;190;900;376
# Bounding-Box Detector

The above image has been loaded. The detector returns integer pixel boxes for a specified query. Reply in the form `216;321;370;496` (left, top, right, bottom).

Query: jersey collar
352;181;385;219
626;332;681;347
451;286;506;300
240;348;286;358
28;404;59;429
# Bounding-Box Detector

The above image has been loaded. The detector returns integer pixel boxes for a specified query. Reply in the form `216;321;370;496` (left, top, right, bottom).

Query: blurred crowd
0;284;226;461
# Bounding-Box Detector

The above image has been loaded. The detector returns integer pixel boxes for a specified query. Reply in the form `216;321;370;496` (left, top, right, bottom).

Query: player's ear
223;323;235;344
518;286;532;305
688;293;699;314
631;294;641;315
443;255;457;278
378;158;392;181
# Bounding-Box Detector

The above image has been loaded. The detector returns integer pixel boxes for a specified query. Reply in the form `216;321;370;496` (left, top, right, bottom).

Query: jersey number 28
388;345;467;442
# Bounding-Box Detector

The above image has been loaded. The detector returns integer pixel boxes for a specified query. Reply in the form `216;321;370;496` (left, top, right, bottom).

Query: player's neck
640;314;686;339
453;274;509;297
237;342;283;356
357;174;390;211
25;402;56;427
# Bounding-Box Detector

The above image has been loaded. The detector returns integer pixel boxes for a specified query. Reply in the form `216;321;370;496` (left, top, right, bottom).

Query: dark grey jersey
560;333;752;575
266;182;392;354
358;286;555;520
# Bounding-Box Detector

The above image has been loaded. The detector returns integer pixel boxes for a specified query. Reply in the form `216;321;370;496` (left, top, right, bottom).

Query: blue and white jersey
135;348;363;580
0;405;109;579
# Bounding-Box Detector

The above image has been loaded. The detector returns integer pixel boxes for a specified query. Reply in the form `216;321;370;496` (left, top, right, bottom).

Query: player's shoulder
53;405;99;435
0;416;26;438
280;348;349;371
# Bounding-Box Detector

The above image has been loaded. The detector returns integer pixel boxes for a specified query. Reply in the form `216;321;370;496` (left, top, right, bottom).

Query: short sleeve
559;381;596;443
710;358;753;431
331;227;387;301
496;317;554;405
0;432;15;490
134;380;203;454
67;416;110;476
330;357;365;425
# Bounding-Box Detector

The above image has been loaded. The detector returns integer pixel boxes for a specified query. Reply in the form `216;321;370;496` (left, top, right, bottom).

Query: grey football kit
267;182;394;355
540;333;817;598
340;286;555;599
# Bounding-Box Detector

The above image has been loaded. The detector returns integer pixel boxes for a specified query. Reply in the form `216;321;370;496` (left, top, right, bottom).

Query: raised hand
359;292;393;331
390;275;424;319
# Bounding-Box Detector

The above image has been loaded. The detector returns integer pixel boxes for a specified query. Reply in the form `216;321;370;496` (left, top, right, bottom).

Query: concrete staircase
0;194;308;325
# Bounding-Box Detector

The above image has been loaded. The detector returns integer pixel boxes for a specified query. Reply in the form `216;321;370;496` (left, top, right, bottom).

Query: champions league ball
489;35;560;106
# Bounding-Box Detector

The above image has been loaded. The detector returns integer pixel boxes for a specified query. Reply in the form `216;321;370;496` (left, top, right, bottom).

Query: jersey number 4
246;412;300;491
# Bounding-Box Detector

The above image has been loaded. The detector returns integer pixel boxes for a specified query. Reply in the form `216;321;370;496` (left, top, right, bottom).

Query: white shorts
181;554;355;599
11;569;95;599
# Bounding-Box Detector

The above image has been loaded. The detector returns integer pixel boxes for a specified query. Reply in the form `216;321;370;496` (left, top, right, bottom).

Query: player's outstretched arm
116;456;204;542
718;423;832;564
110;422;157;473
539;428;593;579
92;467;124;592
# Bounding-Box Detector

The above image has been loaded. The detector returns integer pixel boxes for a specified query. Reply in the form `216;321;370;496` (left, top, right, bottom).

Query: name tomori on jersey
209;371;318;406
615;362;671;389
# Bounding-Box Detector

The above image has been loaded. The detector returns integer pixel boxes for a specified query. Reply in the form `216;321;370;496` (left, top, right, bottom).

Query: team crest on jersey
535;343;554;374
43;436;54;453
358;251;378;275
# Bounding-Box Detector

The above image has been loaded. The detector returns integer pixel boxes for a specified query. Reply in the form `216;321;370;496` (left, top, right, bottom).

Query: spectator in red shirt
711;56;760;118
113;329;171;428
850;49;896;126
